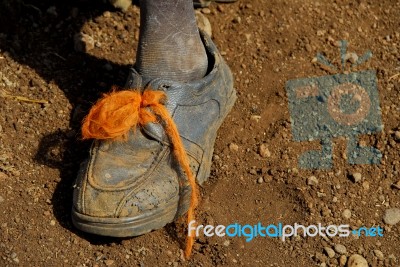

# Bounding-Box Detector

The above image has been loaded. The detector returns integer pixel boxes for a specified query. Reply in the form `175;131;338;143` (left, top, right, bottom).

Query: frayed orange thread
81;87;199;259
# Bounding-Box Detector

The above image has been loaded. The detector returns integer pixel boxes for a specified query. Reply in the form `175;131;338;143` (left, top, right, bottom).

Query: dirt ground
0;0;399;266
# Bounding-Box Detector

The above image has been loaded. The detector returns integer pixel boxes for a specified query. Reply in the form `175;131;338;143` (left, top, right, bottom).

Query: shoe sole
72;192;179;237
72;89;237;237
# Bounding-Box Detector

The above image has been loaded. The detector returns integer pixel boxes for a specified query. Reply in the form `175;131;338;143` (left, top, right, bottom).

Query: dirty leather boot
72;32;236;237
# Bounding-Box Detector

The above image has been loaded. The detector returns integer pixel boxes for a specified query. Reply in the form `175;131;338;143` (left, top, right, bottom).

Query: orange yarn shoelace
81;88;198;258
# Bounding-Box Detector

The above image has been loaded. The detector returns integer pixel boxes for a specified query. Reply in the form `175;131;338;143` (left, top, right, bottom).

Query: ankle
135;0;208;83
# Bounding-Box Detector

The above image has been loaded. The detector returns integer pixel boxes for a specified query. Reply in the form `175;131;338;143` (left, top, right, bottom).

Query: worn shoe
72;32;236;237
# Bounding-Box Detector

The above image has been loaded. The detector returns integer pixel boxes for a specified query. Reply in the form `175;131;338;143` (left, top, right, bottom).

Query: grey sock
136;0;208;83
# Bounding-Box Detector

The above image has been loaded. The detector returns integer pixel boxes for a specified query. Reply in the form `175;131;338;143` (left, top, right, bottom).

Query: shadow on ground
0;0;138;244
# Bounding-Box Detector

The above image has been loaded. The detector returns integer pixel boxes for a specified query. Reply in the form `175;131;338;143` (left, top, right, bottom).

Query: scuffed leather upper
73;32;235;218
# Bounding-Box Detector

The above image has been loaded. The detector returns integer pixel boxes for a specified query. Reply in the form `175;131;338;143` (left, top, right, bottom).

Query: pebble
362;181;370;190
46;6;57;16
257;177;264;184
104;259;115;266
103;63;113;71
324;247;335;258
339;255;347;266
0;171;8;181
394;131;400;141
233;16;241;24
383;208;400;225
314;252;325;262
201;8;211;14
109;0;131;11
250;115;261;122
0;195;4;203
307;176;319;186
50;220;56;226
373;249;384;260
259;144;271;158
342;209;352;219
392;180;400;190
74;33;95;52
347;254;368;267
334;244;347;255
229;143;239;152
351;172;362;183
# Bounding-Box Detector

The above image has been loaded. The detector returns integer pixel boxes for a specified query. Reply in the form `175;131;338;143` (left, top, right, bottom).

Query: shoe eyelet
160;84;171;91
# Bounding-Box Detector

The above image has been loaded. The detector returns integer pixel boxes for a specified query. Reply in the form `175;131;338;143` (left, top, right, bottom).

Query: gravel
307;176;318;186
383;208;400;225
339;255;347;266
229;143;239;152
334;244;347;255
373;249;384;260
342;209;352;219
351;172;362;183
323;247;335;258
258;143;271;158
347;254;368;267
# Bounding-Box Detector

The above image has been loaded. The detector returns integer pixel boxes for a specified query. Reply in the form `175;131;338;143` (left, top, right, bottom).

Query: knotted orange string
82;88;198;258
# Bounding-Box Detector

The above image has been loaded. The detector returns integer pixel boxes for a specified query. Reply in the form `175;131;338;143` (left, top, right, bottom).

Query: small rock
109;0;131;11
394;131;400;141
351;172;362;183
259;144;271;158
229;143;239;152
345;52;358;64
257;177;264;184
0;171;8;181
334;244;347;255
307;176;319;186
392;180;400;190
324;247;335;258
74;33;95;52
388;254;397;261
250;115;261;122
50;220;56;226
339;255;347;266
383;208;400;225
342;209;352;219
0;196;4;203
362;181;370;190
201;7;211;14
233;16;241;23
46;6;57;16
103;63;113;71
249;167;257;175
347;254;368;267
223;240;230;247
373;249;384;260
105;259;114;266
314;252;325;262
